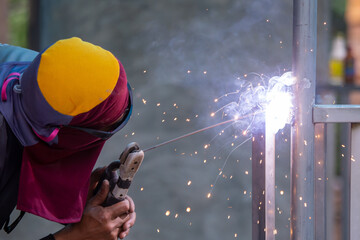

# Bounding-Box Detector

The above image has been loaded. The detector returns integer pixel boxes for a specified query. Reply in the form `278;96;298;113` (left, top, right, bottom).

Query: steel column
351;124;360;240
252;119;276;240
341;124;351;240
252;130;266;240
314;124;327;240
265;116;276;239
291;0;317;239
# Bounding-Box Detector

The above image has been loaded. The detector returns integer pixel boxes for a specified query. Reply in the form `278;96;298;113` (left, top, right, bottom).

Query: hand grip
93;143;144;207
93;161;122;206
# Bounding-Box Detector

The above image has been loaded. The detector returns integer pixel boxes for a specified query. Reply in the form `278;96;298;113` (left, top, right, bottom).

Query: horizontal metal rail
313;105;360;123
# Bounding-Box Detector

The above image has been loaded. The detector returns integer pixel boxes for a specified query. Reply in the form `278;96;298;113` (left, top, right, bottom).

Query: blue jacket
0;44;37;230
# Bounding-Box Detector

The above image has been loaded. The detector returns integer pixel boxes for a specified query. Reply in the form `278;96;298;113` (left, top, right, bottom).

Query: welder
0;37;136;240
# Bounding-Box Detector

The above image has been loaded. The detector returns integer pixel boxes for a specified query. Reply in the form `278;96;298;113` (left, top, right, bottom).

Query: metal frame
251;0;360;239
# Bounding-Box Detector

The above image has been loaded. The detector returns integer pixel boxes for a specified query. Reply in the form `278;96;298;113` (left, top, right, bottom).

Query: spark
142;99;147;104
214;72;294;135
187;181;192;186
186;207;191;213
143;112;260;152
165;211;170;216
156;103;161;107
187;70;191;74
140;187;144;191
214;90;240;102
207;193;212;198
208;137;252;196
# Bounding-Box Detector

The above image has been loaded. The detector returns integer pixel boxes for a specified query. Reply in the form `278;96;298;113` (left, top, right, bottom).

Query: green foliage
8;0;29;47
331;0;347;36
331;0;346;16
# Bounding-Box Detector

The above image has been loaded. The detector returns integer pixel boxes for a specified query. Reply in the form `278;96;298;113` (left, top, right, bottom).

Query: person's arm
0;44;38;64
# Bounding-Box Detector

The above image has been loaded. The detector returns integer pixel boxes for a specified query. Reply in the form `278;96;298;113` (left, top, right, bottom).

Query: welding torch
93;142;144;206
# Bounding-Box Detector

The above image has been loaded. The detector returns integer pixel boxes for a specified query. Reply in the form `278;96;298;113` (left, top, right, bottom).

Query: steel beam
314;124;327;240
252;130;266;240
313;105;360;123
252;119;276;240
291;0;317;239
341;124;351;240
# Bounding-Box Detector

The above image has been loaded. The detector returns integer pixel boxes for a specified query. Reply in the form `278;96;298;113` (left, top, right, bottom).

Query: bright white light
265;72;294;133
220;71;294;134
266;92;293;134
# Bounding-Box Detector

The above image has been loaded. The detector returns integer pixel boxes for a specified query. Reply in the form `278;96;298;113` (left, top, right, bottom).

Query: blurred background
0;0;357;239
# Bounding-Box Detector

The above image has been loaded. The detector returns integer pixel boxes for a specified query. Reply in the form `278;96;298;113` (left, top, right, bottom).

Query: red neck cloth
17;62;129;223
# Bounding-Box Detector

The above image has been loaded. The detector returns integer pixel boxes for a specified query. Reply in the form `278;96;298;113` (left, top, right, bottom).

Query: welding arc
142;111;263;152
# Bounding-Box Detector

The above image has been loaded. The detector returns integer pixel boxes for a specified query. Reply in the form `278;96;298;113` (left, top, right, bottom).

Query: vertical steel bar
314;124;327;240
252;119;276;240
252;130;266;240
339;91;351;240
341;123;351;240
351;124;360;240
291;0;317;239
265;113;276;239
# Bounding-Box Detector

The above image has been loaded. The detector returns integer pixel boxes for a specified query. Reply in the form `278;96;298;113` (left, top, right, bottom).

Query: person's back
0;43;38;231
0;112;23;231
